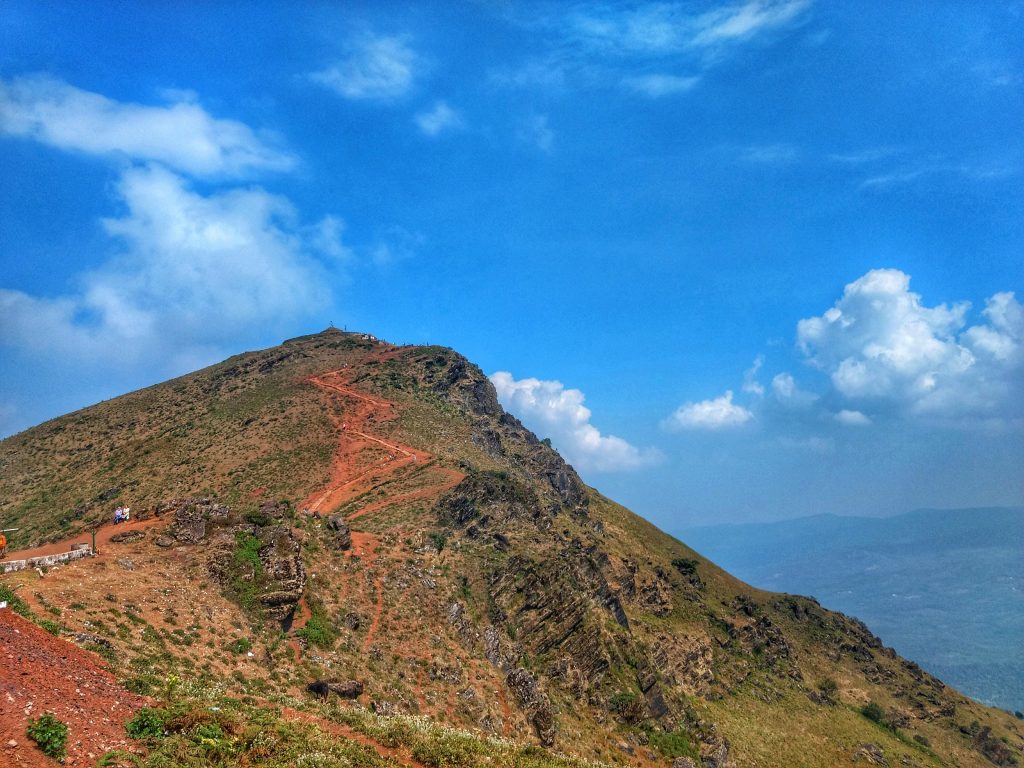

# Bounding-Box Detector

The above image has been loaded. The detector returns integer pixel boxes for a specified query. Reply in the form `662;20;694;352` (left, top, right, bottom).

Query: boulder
326;514;352;550
326;679;364;698
852;743;888;766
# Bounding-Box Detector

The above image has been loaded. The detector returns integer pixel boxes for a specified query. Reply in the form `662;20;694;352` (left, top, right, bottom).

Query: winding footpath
292;368;464;656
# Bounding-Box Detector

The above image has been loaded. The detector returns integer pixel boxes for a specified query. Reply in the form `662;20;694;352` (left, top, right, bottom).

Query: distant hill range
680;508;1024;713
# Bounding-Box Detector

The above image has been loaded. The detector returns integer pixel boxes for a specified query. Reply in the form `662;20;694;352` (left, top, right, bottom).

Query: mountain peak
1;333;1020;767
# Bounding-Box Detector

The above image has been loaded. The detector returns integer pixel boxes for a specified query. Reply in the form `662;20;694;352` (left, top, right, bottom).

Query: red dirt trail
0;609;149;768
3;517;163;563
290;367;464;656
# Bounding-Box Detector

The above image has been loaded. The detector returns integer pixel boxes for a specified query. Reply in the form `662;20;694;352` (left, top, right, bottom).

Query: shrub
428;532;447;552
647;727;699;759
27;712;68;759
126;707;167;739
0;585;33;618
36;619;62;636
124;675;159;696
226;637;252;654
860;701;895;731
296;605;335;649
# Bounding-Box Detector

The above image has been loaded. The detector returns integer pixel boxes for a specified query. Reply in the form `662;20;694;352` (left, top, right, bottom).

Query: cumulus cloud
664;390;754;430
622;73;700;97
0;75;295;177
414;101;463;136
835;409;871;426
312;35;418;101
490;372;660;472
798;269;1023;423
770;372;817;407
0;165;333;369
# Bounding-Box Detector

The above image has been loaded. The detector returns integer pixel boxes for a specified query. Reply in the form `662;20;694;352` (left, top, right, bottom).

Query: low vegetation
26;712;69;760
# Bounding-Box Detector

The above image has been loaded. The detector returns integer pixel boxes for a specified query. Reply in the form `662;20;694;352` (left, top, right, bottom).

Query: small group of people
113;505;131;524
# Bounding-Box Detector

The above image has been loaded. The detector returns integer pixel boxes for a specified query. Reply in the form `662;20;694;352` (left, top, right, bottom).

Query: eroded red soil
0;609;148;768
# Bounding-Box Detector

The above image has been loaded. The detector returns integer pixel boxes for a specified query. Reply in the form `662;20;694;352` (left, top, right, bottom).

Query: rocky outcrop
852;742;888;766
162;498;230;543
306;679;363;699
506;668;556;747
326;514;352;550
175;497;306;626
255;525;305;624
109;530;146;543
435;471;539;528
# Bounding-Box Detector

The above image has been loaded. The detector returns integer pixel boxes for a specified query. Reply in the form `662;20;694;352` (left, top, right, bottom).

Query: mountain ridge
1;328;1021;768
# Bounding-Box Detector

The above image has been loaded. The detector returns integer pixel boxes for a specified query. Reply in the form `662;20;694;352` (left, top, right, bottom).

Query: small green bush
0;585;33;618
36;619;62;636
647;727;699;759
126;707;167;739
226;637;252;654
27;712;68;759
860;701;897;732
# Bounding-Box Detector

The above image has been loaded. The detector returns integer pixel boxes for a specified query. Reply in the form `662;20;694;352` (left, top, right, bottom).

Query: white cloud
0;165;333;369
742;354;765;395
797;269;1023;422
690;0;812;48
517;114;554;152
664;390;754;430
414;101;463;136
490;372;660;472
566;0;812;57
311;35;418;101
622;73;700;97
835;409;871;426
0;75;295;177
770;372;817;407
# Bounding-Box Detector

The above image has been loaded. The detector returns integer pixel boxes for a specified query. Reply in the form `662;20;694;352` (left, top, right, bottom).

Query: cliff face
1;329;1021;768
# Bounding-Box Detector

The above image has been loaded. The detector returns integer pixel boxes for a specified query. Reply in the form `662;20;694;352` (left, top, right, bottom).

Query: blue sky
1;1;1022;528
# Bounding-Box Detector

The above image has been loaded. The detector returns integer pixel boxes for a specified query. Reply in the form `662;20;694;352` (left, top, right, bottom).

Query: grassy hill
1;329;1021;768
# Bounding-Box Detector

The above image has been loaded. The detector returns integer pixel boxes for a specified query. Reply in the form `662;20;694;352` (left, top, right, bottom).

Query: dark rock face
255;525;305;624
175;498;306;627
506;668;556;747
489;554;612;690
326;514;352;550
435;471;539;528
162;498;230;543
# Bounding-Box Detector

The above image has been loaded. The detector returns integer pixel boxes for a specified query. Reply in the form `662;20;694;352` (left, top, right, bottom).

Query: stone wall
1;546;93;574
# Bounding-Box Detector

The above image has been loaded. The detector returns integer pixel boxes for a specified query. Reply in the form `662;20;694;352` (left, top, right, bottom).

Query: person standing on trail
114;507;123;524
123;507;130;522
